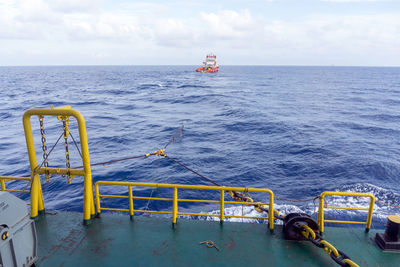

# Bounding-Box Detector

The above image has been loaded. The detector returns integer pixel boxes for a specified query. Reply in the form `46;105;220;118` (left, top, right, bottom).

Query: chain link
38;116;51;182
62;117;72;184
297;223;359;267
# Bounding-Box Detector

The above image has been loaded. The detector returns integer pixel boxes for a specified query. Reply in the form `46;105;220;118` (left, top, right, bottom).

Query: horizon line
1;64;399;68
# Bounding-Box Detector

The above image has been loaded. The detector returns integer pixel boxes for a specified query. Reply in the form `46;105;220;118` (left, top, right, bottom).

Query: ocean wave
177;84;211;89
1;66;400;230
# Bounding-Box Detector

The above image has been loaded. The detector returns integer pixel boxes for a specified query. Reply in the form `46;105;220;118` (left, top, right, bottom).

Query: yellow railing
23;106;95;224
0;176;31;194
95;181;275;230
318;191;375;233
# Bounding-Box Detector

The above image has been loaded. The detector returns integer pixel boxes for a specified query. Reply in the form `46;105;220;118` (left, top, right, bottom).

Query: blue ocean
1;66;400;228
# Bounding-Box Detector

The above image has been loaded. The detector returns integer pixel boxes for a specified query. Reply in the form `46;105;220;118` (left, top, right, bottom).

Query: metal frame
23;106;95;224
318;191;375;233
0;176;31;194
95;181;275;230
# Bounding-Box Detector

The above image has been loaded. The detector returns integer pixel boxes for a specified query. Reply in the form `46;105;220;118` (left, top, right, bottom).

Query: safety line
69;132;82;159
164;155;221;186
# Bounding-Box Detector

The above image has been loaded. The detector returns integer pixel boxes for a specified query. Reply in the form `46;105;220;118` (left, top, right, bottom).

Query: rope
275;196;317;203
70;131;82;159
164;155;221;186
70;151;156;170
375;199;400;208
163;155;280;217
163;125;184;150
144;156;160;211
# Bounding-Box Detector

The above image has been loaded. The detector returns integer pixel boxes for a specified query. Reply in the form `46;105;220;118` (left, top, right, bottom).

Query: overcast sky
1;0;399;66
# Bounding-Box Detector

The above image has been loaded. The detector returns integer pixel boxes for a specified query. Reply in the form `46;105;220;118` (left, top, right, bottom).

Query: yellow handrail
0;176;31;193
23;106;95;224
318;191;375;233
95;181;275;230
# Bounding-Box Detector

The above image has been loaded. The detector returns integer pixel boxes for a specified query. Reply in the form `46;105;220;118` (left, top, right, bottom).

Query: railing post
318;194;325;234
1;179;5;191
172;187;178;227
220;189;224;224
366;195;375;232
95;183;101;217
128;185;134;220
268;192;274;231
23;113;45;219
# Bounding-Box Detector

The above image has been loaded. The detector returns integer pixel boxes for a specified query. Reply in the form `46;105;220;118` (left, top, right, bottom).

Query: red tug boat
196;53;219;73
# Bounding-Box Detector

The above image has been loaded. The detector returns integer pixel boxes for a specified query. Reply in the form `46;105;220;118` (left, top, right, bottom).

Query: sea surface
1;65;400;228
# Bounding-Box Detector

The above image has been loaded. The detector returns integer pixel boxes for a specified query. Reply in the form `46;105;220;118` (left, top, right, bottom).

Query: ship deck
35;211;397;266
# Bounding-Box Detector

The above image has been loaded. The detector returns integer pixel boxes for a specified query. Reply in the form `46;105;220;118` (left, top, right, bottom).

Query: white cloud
199;9;255;39
47;0;102;13
0;0;399;65
321;0;392;2
153;19;195;47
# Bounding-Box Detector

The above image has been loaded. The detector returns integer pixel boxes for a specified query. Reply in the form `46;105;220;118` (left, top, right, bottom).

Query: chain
297;224;359;267
62;117;72;184
38;116;51;182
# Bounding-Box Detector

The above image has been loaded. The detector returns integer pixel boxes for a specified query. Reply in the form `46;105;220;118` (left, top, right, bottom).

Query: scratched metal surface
35;212;398;267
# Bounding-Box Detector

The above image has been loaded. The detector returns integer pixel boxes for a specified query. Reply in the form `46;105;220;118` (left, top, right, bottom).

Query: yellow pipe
179;198;219;203
38;168;85;176
99;194;130;199
325;206;369;211
95;184;101;215
224;200;269;205
318;194;325;232
23;112;44;219
99;208;172;215
268;192;274;230
24;108;94;224
132;210;172;215
324;220;366;225
1;179;5;191
101;208;130;212
172;187;178;224
90;187;95;218
135;196;171;201
30;174;40;219
366;195;375;231
318;191;375;233
321;191;374;198
220;189;224;222
38;181;44;212
225;215;269;220
128;185;133;217
77;112;94;223
95;181;274;194
0;176;31;181
3;189;30;193
178;212;220;217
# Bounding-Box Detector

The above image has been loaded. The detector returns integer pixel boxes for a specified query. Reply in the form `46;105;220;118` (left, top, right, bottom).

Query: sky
0;0;400;66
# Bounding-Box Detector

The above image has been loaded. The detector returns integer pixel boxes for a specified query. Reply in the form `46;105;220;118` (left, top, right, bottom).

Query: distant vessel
196;53;219;73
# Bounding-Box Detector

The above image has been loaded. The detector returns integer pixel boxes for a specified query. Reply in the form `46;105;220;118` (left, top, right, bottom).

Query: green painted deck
35;211;398;266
